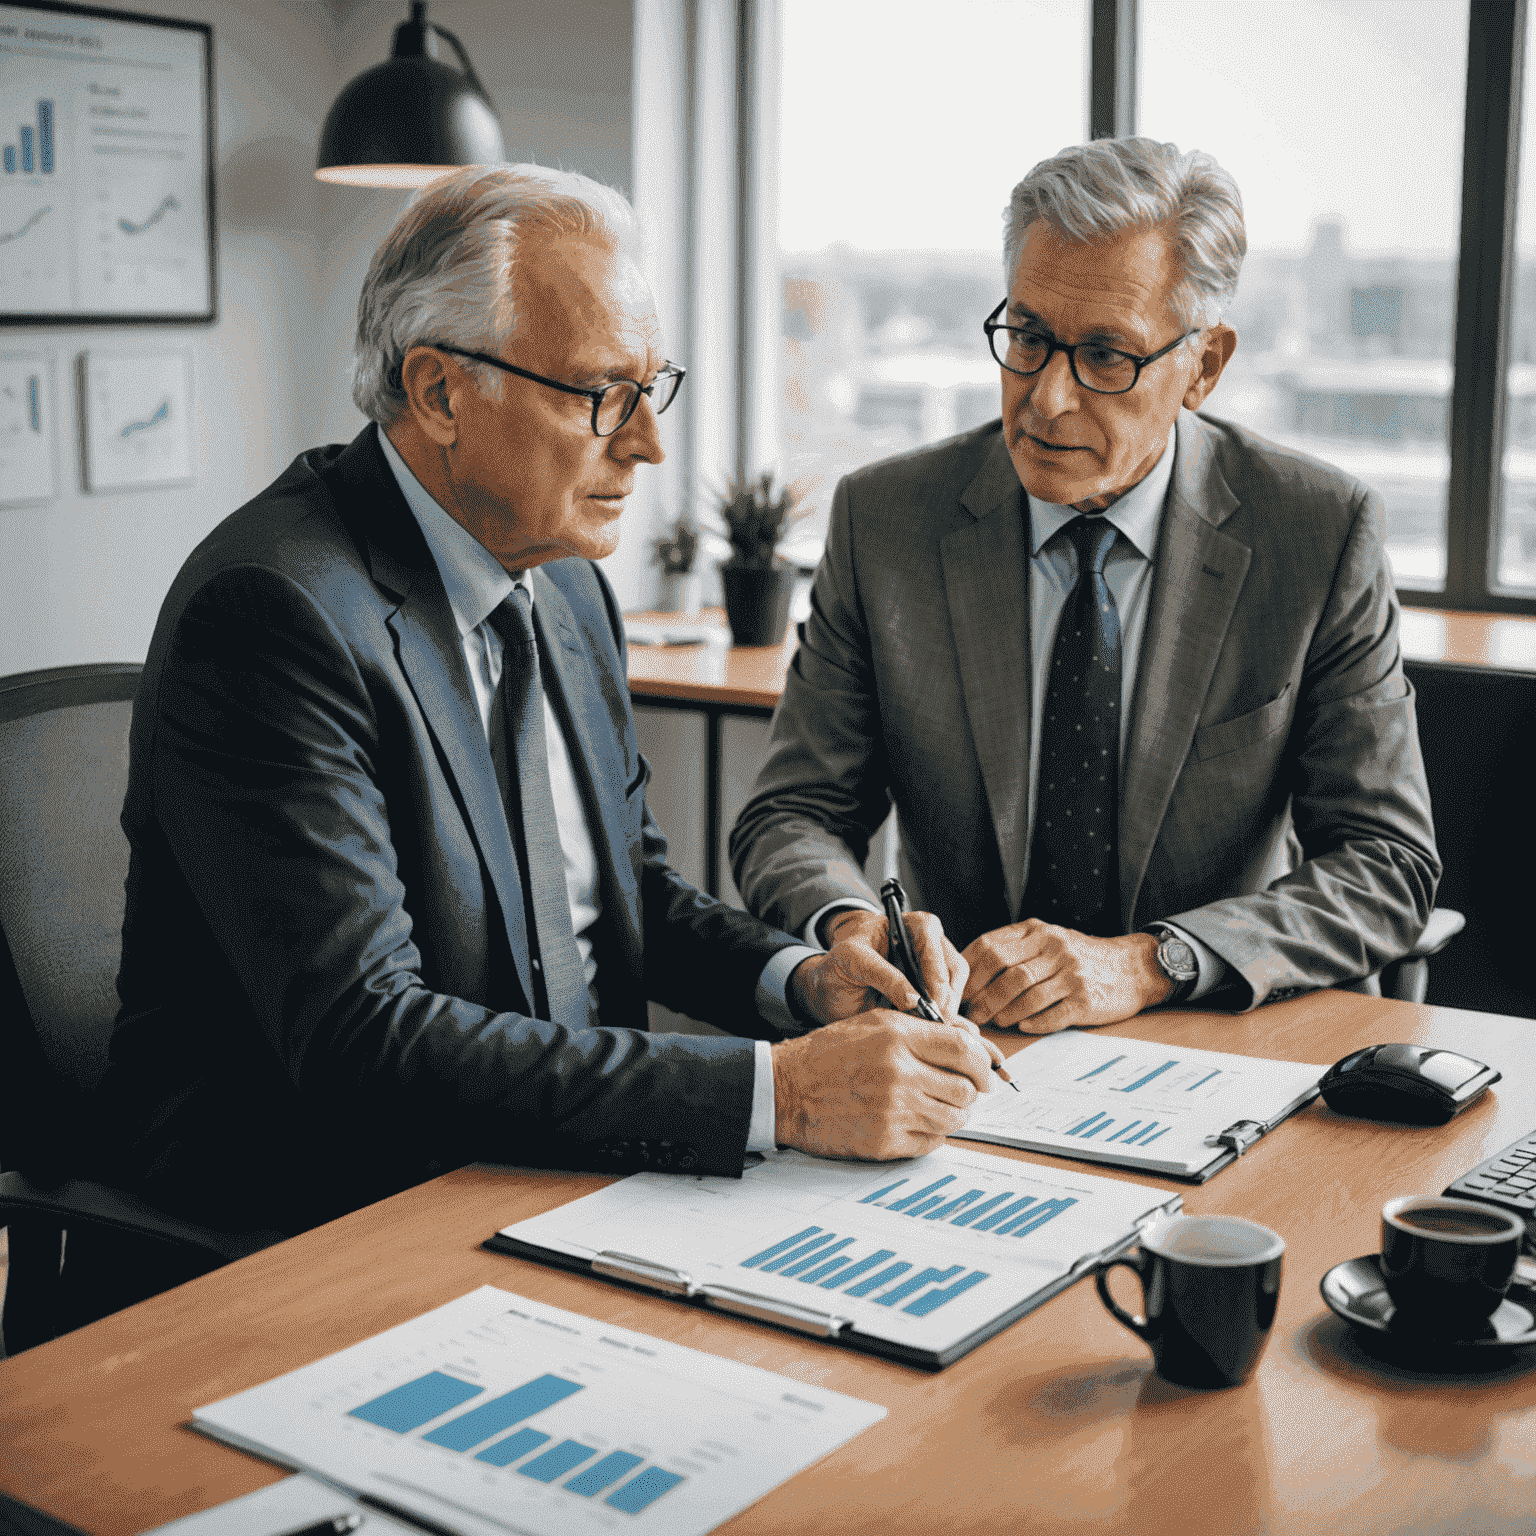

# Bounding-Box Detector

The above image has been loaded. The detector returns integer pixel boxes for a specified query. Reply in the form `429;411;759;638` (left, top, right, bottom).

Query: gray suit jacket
730;409;1440;1008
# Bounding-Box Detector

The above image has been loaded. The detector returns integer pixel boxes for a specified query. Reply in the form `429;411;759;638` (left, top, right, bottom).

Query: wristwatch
1145;925;1199;1006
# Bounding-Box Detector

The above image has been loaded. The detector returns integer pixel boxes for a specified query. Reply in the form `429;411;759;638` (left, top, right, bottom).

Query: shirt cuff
747;1039;777;1153
1161;922;1229;1001
802;897;883;949
755;943;822;1032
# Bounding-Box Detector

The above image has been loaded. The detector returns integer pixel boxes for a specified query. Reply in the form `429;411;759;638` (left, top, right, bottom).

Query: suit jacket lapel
1120;410;1251;923
943;435;1034;920
330;428;535;1013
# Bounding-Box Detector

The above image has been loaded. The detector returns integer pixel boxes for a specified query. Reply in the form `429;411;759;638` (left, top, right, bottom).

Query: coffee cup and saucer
1320;1195;1536;1364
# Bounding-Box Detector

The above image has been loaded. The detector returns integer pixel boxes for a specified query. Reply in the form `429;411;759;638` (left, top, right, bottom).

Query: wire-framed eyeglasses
983;299;1199;396
433;345;687;437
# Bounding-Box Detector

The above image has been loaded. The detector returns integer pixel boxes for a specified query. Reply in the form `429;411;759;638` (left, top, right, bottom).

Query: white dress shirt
805;427;1225;999
379;432;805;1150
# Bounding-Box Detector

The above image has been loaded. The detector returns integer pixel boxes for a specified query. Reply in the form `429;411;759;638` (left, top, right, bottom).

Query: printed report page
959;1030;1327;1175
194;1286;885;1536
500;1146;1178;1357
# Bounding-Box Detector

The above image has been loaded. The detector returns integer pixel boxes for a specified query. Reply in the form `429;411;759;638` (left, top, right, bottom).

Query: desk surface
626;607;1536;712
4;992;1535;1536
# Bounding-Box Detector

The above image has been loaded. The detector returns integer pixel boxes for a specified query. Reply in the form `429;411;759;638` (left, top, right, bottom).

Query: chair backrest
0;664;141;1168
1404;659;1536;1019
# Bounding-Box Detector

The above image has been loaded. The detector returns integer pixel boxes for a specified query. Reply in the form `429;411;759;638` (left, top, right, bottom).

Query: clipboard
482;1146;1184;1370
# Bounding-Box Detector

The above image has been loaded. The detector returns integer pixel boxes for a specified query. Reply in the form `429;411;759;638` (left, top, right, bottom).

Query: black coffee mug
1379;1195;1523;1335
1095;1215;1284;1389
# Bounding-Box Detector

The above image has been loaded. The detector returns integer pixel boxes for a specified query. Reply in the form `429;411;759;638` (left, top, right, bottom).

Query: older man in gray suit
731;138;1439;1032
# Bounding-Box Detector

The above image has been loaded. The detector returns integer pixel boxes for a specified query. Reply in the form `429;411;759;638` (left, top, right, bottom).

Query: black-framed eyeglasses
983;300;1200;396
433;345;686;437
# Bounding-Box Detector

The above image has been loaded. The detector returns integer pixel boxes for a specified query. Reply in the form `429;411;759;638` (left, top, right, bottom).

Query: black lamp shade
316;8;506;188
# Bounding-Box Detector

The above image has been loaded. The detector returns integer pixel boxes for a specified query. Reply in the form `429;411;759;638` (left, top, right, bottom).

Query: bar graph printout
498;1146;1180;1360
193;1285;884;1536
957;1030;1327;1177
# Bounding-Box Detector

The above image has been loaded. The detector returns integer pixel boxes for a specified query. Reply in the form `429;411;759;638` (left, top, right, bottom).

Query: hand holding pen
880;878;1017;1090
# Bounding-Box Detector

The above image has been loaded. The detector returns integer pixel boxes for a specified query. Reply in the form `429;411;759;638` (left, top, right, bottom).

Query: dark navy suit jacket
108;425;801;1233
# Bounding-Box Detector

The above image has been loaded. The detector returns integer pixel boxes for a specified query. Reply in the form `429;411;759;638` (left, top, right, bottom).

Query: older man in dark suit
107;164;998;1237
731;138;1439;1030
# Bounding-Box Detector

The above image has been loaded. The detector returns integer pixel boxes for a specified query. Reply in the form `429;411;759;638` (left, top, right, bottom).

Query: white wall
0;0;643;678
0;0;333;677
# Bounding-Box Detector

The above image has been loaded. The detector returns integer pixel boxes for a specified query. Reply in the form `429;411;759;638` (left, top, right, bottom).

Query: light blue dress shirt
807;426;1224;1000
378;433;809;1151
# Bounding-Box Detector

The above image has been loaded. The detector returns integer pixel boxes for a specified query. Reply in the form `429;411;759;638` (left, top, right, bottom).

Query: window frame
1090;0;1535;614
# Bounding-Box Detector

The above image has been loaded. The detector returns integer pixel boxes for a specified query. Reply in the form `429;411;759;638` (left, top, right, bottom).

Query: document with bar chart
491;1146;1181;1367
193;1285;884;1536
956;1030;1326;1179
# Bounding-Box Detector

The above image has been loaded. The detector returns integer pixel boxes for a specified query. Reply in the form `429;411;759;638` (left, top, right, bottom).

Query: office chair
0;664;279;1356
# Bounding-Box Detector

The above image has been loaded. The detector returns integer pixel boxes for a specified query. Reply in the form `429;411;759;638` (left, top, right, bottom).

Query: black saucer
1320;1254;1536;1364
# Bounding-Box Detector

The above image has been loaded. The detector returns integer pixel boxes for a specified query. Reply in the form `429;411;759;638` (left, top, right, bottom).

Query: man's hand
789;907;967;1025
961;921;1171;1032
772;1011;1001;1160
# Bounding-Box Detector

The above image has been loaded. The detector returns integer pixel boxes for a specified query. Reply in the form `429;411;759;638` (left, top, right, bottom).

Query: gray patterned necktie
487;588;590;1030
1023;515;1122;935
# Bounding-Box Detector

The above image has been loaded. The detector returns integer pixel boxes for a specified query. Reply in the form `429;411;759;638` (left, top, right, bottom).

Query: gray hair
352;162;640;425
1003;138;1246;333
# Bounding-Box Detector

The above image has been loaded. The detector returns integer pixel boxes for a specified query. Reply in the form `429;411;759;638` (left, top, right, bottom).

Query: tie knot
1064;515;1117;577
488;586;537;652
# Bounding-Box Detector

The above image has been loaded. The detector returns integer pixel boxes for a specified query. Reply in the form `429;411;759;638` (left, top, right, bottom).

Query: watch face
1160;935;1198;981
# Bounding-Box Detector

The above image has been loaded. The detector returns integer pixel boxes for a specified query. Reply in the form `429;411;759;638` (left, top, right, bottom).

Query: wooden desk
4;992;1535;1535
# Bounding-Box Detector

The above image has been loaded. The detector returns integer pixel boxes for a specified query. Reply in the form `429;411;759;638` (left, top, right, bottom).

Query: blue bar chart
3;101;52;176
347;1367;685;1515
737;1172;1082;1316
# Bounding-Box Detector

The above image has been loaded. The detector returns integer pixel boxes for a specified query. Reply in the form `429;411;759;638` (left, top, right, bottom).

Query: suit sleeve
148;563;761;1177
728;475;897;938
1165;485;1441;1006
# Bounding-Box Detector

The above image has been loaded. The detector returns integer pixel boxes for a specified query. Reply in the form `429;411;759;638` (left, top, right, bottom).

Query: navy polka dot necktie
1023;514;1122;936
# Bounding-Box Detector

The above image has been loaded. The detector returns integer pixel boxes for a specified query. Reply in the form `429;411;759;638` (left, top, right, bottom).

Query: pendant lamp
316;2;505;188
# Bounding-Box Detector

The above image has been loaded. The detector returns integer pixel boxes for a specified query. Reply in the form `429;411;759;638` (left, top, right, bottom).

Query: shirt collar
378;428;521;634
1026;423;1177;561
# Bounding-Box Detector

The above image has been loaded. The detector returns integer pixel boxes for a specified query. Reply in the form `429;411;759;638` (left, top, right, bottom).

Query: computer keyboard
1444;1128;1536;1236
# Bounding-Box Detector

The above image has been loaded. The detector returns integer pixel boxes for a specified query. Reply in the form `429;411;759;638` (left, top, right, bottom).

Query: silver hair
352;162;640;425
1002;138;1246;334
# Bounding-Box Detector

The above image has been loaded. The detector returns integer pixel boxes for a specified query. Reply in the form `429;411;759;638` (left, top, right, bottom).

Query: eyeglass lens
594;369;683;436
989;327;1140;394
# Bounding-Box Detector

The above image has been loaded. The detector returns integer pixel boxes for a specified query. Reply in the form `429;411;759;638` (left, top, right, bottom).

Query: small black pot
721;563;794;647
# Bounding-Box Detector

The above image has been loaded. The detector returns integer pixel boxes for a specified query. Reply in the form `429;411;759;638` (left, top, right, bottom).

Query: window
1140;0;1468;591
1500;24;1536;595
776;0;1088;540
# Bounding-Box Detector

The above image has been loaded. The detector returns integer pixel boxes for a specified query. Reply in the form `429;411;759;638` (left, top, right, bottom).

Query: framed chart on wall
79;348;193;490
0;1;215;324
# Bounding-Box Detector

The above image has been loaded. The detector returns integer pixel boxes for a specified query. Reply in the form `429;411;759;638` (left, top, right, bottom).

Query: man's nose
612;391;665;464
1027;348;1080;418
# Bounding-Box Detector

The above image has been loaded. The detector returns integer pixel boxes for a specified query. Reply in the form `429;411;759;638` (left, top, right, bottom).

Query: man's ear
399;346;460;448
1183;324;1237;411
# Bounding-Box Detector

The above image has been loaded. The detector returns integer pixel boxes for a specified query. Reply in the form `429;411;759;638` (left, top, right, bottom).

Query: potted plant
713;471;800;647
651;516;701;615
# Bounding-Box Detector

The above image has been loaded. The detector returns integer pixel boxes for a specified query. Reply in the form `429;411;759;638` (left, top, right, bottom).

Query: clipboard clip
1204;1119;1266;1156
701;1285;851;1338
593;1251;697;1296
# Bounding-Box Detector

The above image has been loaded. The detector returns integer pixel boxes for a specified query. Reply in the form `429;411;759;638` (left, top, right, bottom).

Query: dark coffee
1095;1216;1284;1389
1395;1208;1512;1239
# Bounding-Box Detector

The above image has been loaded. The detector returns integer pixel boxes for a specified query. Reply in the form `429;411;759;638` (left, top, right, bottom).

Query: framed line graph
0;1;215;323
79;347;192;489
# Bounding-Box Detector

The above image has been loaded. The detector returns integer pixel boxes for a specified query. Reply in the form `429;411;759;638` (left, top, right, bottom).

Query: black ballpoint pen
879;877;1018;1090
